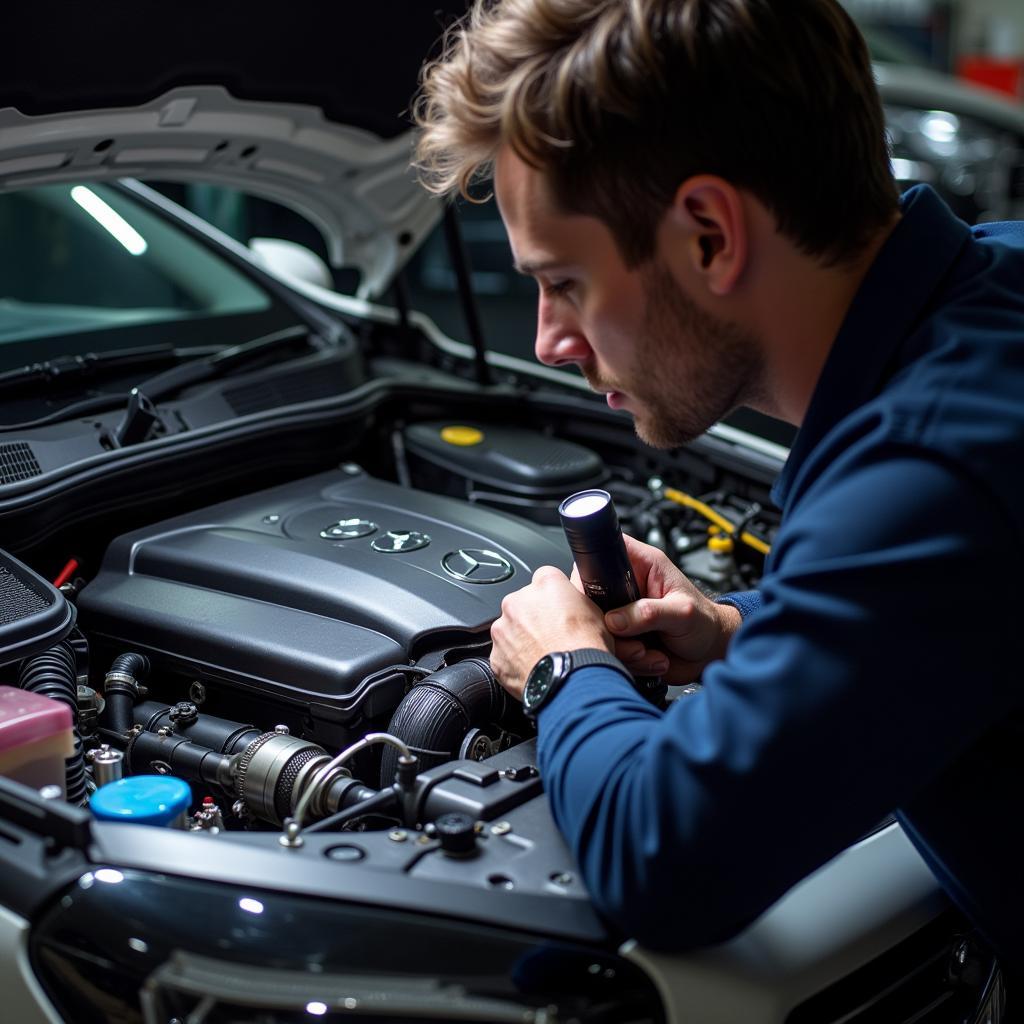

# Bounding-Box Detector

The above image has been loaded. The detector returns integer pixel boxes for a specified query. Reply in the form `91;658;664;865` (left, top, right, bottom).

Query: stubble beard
587;261;766;450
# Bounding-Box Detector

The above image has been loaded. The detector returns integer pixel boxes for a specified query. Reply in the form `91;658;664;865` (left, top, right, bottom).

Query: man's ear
665;176;747;296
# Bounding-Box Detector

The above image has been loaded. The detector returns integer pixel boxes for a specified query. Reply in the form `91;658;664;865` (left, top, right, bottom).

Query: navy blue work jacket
537;186;1024;965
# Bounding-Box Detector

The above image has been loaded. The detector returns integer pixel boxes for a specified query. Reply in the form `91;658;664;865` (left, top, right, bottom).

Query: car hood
0;4;470;298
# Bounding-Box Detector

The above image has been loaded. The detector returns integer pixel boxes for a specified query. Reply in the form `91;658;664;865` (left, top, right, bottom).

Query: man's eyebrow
513;259;565;277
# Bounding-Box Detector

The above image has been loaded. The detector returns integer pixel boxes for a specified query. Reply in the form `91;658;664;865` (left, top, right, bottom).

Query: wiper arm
132;325;309;401
0;344;181;394
109;326;311;446
0;326;312;432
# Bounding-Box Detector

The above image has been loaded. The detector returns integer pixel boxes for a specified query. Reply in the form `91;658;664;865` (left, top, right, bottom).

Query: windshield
0;182;289;370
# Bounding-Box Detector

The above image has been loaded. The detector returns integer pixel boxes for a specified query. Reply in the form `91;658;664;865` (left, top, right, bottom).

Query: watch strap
568;648;633;681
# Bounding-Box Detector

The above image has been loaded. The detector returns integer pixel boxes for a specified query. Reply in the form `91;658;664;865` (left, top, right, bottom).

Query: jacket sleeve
536;449;1017;950
715;589;763;619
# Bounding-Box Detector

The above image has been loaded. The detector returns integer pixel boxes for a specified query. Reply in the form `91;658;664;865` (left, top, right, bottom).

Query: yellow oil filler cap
708;533;735;554
440;425;484;447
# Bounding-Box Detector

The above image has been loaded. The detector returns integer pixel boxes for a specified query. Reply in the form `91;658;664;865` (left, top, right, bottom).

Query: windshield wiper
0;325;312;432
0;344;182;393
130;325;310;402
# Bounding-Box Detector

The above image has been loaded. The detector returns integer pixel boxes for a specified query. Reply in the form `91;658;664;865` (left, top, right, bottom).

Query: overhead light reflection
70;185;148;255
238;897;264;915
306;1002;328;1016
94;868;125;884
920;111;959;144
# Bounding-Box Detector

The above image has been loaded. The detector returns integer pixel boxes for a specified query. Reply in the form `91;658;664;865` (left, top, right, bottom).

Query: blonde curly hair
413;0;897;267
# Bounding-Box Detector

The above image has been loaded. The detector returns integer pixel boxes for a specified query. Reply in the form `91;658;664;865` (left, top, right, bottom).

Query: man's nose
535;295;591;367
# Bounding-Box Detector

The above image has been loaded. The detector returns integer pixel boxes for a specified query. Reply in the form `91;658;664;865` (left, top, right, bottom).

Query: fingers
621;533;665;576
605;594;694;639
609;638;705;685
613;637;669;675
532;564;566;585
621;533;690;598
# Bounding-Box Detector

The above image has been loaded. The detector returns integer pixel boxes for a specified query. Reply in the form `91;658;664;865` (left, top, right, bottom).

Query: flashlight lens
560;491;610;518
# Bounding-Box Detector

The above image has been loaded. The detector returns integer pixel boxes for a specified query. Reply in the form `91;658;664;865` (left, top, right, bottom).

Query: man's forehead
494;146;595;273
494;147;554;225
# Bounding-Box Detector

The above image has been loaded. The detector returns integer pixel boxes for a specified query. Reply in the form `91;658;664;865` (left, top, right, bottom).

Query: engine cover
78;467;572;721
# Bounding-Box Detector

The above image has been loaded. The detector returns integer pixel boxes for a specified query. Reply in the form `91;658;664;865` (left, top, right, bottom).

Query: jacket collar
772;186;972;508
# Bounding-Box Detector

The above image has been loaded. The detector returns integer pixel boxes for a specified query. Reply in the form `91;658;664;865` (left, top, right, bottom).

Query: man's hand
596;534;741;683
490;565;612;700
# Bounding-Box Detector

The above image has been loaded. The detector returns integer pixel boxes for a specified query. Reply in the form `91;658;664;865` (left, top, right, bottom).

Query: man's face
494;147;763;448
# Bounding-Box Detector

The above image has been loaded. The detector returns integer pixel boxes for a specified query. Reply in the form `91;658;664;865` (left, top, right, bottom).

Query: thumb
605;592;697;639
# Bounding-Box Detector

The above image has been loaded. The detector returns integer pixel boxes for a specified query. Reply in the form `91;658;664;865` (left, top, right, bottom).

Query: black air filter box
0;551;76;668
403;421;605;524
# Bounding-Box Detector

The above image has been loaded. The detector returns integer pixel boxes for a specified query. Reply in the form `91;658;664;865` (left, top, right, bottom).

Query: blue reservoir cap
91;775;191;826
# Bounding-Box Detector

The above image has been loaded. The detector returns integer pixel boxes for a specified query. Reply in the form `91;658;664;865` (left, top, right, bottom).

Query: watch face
524;654;556;712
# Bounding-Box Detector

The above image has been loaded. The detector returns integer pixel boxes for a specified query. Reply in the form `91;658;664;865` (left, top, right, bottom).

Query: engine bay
3;416;779;845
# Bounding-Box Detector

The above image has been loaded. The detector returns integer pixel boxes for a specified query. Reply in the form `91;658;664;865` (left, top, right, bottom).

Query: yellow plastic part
440;425;484;446
708;534;735;554
663;487;771;556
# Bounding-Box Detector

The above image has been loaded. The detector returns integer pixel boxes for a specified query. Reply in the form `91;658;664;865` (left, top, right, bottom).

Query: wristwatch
522;648;631;718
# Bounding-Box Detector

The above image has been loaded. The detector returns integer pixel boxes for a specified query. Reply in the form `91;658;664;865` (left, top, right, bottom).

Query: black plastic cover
77;469;572;720
404;421;606;496
0;548;75;667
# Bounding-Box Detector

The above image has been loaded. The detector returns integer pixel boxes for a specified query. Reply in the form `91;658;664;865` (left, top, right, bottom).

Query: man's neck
750;215;900;427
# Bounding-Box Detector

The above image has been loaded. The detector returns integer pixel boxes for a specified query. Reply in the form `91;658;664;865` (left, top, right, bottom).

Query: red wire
53;558;79;589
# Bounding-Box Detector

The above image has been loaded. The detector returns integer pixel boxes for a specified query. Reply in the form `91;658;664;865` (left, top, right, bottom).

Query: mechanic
413;0;1024;975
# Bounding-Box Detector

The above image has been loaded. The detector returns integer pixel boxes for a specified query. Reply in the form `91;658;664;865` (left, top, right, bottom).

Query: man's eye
543;280;574;298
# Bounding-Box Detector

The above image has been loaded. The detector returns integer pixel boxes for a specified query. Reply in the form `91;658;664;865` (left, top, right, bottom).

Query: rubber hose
18;642;87;805
104;652;150;735
380;658;509;786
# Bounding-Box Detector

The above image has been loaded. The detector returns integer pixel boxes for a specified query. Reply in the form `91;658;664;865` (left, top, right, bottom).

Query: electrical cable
52;558;79;589
290;732;412;829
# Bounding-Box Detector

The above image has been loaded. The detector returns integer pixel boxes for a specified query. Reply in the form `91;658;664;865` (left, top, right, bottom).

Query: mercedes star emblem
442;548;514;584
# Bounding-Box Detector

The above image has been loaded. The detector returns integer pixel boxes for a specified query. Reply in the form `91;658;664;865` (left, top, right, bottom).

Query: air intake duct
380;658;512;786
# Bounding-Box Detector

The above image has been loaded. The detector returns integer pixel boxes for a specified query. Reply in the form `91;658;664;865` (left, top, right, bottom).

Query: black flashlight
559;489;640;612
559;489;667;706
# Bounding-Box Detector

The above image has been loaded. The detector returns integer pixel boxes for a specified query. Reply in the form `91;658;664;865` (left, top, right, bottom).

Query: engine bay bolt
262;514;281;524
490;821;512;836
388;829;408;842
274;724;290;735
279;818;304;849
550;872;574;886
157;727;172;738
647;476;665;495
